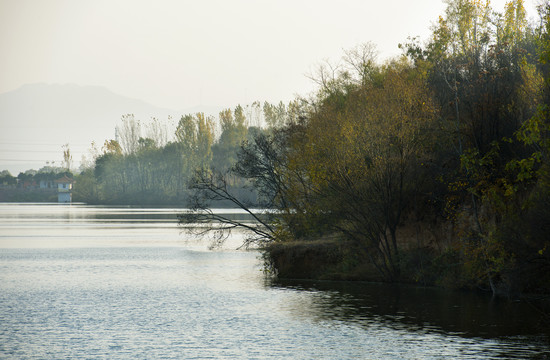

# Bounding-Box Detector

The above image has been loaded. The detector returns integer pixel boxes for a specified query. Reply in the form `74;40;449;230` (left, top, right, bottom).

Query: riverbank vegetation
180;0;550;298
3;0;548;298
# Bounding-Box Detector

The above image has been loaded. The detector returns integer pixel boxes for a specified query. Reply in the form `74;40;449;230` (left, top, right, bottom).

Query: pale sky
1;0;538;111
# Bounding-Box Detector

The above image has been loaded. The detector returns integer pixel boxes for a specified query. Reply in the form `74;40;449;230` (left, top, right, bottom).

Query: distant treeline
70;102;303;205
180;0;550;297
0;169;72;202
0;100;299;205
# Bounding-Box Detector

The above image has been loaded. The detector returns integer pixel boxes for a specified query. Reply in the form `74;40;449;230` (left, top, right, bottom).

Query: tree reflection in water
269;279;550;340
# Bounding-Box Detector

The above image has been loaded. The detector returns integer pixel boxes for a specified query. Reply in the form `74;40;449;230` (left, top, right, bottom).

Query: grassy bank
263;219;550;299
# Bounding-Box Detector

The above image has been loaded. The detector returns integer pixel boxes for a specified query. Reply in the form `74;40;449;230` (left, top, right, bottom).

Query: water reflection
270;279;550;341
2;203;550;359
0;203;254;249
0;203;259;223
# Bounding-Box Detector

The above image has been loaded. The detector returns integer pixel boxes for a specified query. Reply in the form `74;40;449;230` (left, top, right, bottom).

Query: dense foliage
182;0;550;296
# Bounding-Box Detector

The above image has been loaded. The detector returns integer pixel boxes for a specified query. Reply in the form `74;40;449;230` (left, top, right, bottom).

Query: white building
55;175;75;203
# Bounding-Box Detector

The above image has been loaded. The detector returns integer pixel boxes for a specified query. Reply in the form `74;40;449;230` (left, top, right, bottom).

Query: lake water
0;203;549;359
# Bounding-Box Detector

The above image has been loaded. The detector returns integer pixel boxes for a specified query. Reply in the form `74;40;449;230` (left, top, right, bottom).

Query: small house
55;175;75;203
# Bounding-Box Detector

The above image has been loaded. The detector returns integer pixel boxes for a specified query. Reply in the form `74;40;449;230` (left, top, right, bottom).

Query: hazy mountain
0;83;182;174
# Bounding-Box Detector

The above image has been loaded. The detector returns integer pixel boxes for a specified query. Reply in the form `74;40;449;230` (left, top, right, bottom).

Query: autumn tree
94;140;127;200
263;101;278;129
180;122;309;247
62;143;73;171
398;0;546;294
212;106;248;172
174;112;215;175
195;112;215;168
145;117;170;148
297;59;438;280
117;114;141;154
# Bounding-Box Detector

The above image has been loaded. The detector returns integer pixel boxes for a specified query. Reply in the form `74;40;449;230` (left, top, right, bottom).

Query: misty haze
1;0;549;359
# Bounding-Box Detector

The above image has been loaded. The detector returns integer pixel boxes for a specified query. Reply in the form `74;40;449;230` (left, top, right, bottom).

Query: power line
0;159;61;162
0;142;91;151
0;141;92;147
0;150;85;154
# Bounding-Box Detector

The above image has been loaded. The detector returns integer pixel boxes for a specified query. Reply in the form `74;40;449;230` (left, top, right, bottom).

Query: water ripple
1;204;549;359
